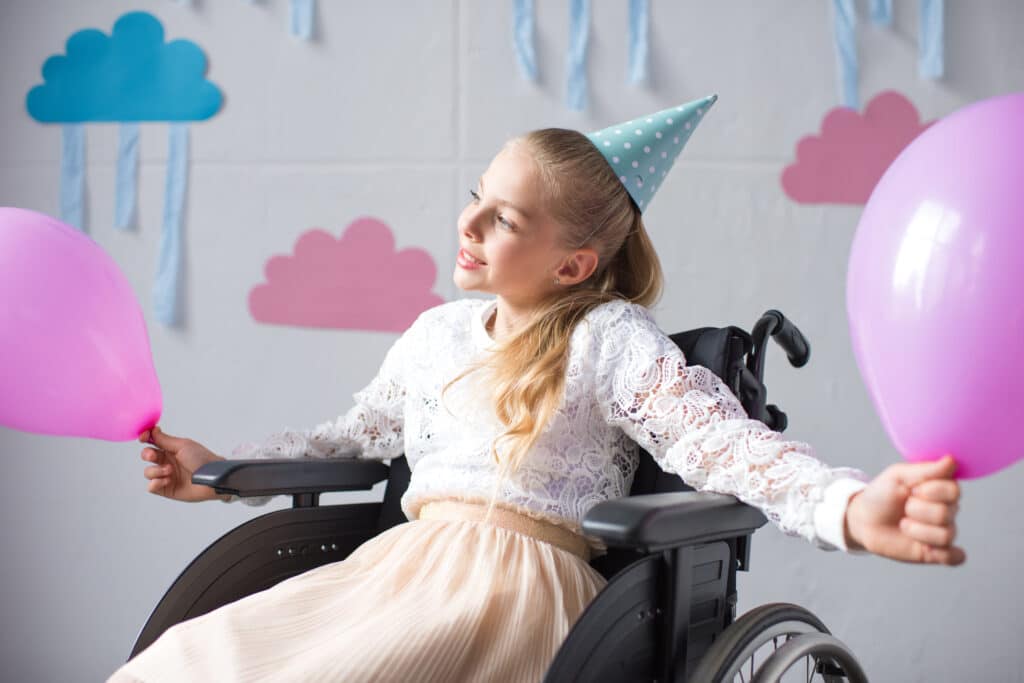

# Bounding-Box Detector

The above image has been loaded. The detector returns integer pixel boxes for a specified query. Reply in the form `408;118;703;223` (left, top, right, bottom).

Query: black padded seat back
628;326;755;497
594;326;759;578
378;455;411;532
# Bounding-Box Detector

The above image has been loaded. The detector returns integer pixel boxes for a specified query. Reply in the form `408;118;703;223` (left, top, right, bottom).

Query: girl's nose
460;210;483;241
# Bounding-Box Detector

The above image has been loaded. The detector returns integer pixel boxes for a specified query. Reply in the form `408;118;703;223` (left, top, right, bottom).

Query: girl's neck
487;297;537;343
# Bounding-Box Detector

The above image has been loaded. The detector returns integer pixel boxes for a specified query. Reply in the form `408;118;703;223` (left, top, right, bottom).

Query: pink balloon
0;208;161;441
847;92;1024;479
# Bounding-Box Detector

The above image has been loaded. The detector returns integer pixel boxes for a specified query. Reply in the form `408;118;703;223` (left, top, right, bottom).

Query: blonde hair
443;128;664;510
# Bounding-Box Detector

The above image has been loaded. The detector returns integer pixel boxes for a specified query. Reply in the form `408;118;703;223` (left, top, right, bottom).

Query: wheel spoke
687;605;850;683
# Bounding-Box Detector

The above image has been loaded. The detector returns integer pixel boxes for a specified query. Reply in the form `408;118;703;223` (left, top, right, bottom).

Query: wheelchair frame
128;311;866;682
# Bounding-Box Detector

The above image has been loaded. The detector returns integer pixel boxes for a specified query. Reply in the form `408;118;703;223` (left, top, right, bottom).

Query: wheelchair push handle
771;310;810;368
753;310;810;371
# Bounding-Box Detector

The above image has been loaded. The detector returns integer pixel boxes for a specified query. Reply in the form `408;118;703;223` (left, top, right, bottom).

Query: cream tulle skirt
108;500;607;683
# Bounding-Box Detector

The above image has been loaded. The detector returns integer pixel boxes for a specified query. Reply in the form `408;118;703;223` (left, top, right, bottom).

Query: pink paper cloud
782;91;934;205
249;217;445;332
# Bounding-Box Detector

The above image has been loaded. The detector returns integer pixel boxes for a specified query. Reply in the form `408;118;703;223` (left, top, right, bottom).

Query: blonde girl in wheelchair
110;96;964;683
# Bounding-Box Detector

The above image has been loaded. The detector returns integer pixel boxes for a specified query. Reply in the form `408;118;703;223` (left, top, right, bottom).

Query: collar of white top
472;299;499;349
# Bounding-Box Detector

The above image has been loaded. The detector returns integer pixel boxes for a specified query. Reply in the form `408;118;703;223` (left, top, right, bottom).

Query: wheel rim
718;619;825;682
751;633;868;683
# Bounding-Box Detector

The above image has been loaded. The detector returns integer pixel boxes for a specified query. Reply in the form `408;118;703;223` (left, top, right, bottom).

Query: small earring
553;276;561;285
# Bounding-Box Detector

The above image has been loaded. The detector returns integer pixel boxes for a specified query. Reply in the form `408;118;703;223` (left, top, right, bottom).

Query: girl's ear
557;249;599;285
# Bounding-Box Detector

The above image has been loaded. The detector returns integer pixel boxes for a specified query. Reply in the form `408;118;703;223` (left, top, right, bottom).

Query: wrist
814;478;870;552
844;491;867;552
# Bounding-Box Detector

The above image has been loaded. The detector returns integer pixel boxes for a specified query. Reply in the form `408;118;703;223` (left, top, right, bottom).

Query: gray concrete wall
1;1;1021;680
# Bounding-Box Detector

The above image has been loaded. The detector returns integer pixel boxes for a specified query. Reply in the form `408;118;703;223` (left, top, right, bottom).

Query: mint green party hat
586;94;717;212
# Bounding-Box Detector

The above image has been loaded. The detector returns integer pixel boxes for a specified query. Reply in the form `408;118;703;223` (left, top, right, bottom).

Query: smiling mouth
460;249;486;265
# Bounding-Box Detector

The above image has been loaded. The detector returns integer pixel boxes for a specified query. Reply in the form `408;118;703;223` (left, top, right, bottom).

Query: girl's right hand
139;426;228;502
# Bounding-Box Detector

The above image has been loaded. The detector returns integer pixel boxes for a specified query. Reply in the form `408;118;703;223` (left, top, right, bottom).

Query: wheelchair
127;310;869;682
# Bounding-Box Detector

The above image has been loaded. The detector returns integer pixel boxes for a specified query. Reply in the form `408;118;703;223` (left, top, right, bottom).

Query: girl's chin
452;272;482;292
454;269;505;298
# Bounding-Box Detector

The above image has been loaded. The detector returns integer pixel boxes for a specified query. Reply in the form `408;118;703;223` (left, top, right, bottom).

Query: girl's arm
594;303;869;552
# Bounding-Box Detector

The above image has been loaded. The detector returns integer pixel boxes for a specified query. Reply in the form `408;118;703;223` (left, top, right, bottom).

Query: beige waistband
419;500;591;562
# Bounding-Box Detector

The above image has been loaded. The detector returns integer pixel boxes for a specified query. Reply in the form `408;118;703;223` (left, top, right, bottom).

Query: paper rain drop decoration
25;11;223;326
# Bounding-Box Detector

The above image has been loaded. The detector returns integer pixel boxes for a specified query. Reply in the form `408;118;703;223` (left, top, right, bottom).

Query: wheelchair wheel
751;632;867;682
686;602;830;682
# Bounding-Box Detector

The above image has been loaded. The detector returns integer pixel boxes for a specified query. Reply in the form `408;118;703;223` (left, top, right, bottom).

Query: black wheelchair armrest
192;456;390;498
582;491;768;553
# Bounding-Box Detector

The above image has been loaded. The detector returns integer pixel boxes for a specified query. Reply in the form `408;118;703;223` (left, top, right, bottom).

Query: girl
110;96;964;683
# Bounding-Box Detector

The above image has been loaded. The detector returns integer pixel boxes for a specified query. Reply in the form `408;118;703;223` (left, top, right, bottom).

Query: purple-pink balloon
0;207;161;441
847;92;1024;479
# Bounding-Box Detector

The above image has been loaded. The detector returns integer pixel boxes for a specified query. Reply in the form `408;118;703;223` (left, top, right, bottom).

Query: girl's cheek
489;242;512;264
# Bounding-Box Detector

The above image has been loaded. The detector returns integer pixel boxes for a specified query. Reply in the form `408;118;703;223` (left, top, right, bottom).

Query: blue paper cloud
26;11;222;123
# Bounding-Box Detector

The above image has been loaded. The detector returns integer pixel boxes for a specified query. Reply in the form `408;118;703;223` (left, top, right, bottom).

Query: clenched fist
844;455;965;566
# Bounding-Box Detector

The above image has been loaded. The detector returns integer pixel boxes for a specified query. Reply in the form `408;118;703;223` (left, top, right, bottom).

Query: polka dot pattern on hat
584;94;717;213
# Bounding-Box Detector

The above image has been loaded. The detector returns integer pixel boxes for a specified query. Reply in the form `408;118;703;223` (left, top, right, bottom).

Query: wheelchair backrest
628;326;757;497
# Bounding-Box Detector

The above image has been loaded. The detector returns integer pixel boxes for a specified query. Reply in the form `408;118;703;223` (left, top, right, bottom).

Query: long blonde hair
443;128;664;501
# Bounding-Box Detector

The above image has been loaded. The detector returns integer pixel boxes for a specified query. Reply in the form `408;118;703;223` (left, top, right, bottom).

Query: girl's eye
469;188;514;231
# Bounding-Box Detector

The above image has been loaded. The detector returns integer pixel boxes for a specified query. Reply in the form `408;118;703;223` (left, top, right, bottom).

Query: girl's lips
457;248;486;269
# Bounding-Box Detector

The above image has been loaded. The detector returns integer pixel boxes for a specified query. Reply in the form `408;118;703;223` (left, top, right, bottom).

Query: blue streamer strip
566;0;590;110
60;124;85;231
154;124;188;326
628;0;649;83
869;0;892;25
832;0;859;109
289;0;314;40
919;0;944;78
115;122;139;230
513;0;538;81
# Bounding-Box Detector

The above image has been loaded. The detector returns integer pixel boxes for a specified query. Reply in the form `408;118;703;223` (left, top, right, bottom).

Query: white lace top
229;298;869;553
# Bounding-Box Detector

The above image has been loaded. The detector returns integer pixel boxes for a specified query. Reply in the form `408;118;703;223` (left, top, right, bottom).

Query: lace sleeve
225;327;411;506
593;304;869;549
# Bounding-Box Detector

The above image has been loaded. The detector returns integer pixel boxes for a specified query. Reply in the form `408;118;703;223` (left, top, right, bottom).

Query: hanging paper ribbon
26;11;222;327
832;0;946;110
831;0;859;109
566;0;590;110
628;0;649;84
289;0;315;41
60;124;85;230
513;0;538;82
115;122;139;230
918;0;944;78
154;124;188;325
869;0;892;25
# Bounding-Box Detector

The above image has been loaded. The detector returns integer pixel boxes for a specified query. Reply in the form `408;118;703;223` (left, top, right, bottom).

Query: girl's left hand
844;455;965;566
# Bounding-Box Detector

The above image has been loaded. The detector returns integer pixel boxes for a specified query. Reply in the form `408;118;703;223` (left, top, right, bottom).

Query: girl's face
453;143;569;307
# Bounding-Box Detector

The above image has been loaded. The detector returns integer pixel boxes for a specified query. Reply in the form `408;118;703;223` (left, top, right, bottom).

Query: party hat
586;94;717;212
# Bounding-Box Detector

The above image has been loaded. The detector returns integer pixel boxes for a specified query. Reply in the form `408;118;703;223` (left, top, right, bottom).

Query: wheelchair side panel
128;502;382;660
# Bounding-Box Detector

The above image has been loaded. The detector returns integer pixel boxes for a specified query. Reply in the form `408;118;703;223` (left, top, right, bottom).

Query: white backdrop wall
1;1;1022;681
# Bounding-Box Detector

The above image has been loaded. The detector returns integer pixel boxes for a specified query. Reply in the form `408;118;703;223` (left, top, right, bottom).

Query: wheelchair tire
686;602;830;683
752;632;868;683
